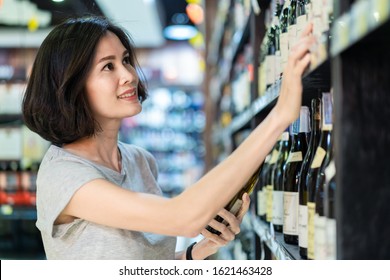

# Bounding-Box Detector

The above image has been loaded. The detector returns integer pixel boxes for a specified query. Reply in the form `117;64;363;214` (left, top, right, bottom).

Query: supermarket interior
1;0;390;260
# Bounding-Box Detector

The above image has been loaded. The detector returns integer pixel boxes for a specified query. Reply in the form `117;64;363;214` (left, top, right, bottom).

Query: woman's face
85;31;141;125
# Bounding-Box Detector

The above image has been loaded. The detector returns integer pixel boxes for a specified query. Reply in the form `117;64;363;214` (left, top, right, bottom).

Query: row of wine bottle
206;91;336;260
258;0;333;95
256;91;336;259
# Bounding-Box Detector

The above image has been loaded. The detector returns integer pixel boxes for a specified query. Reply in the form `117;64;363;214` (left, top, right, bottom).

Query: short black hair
22;16;147;146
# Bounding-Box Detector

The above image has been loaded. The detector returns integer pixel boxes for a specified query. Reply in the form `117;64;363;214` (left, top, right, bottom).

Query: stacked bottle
307;92;333;260
272;129;291;232
283;106;310;245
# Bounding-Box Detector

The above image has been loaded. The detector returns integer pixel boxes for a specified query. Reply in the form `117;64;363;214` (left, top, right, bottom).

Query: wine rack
205;0;390;259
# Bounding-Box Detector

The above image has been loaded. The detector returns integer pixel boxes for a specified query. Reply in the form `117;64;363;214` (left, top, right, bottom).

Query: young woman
22;16;314;260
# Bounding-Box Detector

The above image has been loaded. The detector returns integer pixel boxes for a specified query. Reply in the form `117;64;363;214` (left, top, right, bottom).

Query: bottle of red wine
283;106;309;244
307;92;333;260
206;164;263;235
272;129;290;232
298;97;321;258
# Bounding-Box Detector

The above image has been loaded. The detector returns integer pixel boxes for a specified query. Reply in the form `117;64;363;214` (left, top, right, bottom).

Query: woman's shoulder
39;144;102;173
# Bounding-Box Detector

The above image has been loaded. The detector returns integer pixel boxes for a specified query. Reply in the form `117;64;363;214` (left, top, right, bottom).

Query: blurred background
0;0;212;259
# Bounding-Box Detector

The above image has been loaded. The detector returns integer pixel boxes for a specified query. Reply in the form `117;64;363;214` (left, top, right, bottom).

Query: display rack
206;0;390;259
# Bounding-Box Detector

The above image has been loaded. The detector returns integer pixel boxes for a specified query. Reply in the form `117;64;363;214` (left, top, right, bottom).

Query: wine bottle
296;0;307;38
298;97;321;258
272;129;290;232
288;0;298;54
314;132;333;260
324;158;336;260
256;154;271;220
206;164;263;235
305;0;312;22
266;24;276;89
283;106;309;244
279;0;290;72
266;135;283;223
307;92;333;260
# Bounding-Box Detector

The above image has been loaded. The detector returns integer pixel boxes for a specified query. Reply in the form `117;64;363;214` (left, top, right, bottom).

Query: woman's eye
103;63;114;71
123;56;131;65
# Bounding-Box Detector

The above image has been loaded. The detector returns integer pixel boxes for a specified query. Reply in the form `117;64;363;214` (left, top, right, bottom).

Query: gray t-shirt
35;142;177;259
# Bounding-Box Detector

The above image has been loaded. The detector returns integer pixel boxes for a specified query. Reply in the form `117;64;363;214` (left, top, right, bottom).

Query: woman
22;16;314;260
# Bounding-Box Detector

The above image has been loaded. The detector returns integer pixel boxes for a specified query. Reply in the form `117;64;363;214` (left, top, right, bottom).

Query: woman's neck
63;132;122;172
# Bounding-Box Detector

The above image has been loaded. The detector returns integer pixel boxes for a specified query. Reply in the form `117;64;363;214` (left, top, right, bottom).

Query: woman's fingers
201;228;229;246
289;35;316;67
300;22;313;38
236;193;250;222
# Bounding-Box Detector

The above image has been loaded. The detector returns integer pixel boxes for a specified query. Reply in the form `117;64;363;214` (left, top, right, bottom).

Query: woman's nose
119;65;136;85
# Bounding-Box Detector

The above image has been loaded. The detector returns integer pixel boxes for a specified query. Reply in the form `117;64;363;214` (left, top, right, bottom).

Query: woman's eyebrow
97;50;129;64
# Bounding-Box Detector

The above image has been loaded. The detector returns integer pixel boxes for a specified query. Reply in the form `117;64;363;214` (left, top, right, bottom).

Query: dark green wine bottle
307;92;333;260
206;165;263;235
283;106;309;245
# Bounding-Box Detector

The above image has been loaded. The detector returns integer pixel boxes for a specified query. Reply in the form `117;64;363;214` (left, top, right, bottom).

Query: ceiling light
163;12;197;40
163;24;197;40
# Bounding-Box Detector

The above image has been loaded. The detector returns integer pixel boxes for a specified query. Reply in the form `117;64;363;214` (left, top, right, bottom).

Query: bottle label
322;92;333;131
270;149;279;164
314;214;327;260
312;0;322;17
326;218;337;260
288;24;297;53
257;189;266;216
281;131;289;141
274;51;281;81
229;198;243;217
300;106;311;133
311;147;326;168
287;151;303;163
298;204;308;248
325;160;336;184
306;3;313;22
280;32;289;70
307;202;316;259
265;55;276;86
292;117;300;134
266;185;273;222
272;190;284;226
297;15;307;38
283;191;299;235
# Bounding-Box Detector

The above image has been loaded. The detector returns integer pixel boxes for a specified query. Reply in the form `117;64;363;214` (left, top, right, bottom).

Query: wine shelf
213;55;330;143
331;0;390;56
207;0;390;259
251;212;301;260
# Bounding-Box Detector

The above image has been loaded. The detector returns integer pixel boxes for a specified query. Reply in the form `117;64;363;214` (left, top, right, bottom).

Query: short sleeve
35;156;104;237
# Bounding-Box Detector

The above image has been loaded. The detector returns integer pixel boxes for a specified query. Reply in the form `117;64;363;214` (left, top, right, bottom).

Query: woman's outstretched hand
274;23;315;126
